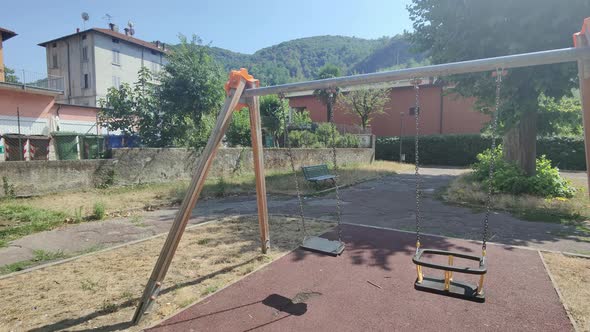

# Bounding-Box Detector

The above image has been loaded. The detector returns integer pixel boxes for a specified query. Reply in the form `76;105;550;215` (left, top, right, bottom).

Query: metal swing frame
132;19;590;324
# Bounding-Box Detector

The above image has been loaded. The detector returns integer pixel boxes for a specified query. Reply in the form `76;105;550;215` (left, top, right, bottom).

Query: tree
313;64;342;122
260;95;289;147
537;95;582;137
338;88;391;130
158;35;225;148
4;66;19;83
407;0;590;175
100;35;226;149
99;67;168;146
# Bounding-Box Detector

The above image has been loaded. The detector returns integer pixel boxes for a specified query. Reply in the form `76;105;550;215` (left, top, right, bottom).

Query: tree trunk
502;110;537;176
327;101;333;122
361;116;368;130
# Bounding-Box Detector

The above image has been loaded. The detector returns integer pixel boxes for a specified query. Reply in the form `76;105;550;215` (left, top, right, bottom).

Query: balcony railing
2;69;65;93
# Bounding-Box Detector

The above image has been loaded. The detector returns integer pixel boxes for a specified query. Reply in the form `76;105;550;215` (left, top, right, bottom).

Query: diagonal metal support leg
131;79;247;325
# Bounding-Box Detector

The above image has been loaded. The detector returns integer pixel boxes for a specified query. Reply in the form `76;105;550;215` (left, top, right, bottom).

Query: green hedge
376;134;586;170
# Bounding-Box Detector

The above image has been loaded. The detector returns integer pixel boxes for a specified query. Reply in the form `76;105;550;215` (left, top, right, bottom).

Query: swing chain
482;69;503;251
280;93;308;240
328;91;344;243
412;79;422;246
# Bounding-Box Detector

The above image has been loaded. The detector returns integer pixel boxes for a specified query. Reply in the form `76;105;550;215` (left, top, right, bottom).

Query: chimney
124;27;130;36
162;43;166;51
108;23;118;32
155;40;160;48
76;28;80;33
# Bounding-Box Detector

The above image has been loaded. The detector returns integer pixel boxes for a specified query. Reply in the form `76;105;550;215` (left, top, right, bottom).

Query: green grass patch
442;173;590;241
0;249;68;275
0;205;69;247
201;285;219;296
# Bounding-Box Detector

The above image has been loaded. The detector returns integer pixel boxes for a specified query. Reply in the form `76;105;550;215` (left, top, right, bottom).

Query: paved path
147;225;573;332
1;167;588;267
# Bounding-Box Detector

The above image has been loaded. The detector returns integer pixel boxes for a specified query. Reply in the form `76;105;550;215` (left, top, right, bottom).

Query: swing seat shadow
262;294;308;316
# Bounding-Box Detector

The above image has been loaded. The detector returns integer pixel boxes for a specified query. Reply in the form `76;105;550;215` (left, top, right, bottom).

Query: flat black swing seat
300;236;345;256
413;249;487;303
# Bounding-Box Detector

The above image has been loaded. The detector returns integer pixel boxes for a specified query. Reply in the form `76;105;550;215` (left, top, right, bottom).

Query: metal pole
575;20;590;197
17;108;22;161
243;47;590;98
399;112;404;162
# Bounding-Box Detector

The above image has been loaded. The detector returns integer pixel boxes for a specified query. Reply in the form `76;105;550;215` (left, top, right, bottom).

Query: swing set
132;18;590;324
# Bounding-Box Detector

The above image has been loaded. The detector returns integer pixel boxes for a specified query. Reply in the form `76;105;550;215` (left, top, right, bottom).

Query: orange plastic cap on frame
573;17;590;47
224;68;259;110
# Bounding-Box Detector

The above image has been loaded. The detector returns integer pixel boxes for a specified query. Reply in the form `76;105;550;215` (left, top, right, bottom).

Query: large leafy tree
339;88;391;130
159;35;226;148
313;64;342;122
100;35;226;149
407;0;590;175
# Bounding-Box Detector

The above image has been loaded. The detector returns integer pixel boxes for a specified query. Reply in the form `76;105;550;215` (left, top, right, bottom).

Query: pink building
0;27;104;161
287;81;490;137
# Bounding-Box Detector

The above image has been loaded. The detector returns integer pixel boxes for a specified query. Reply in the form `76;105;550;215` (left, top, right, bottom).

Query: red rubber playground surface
147;224;572;332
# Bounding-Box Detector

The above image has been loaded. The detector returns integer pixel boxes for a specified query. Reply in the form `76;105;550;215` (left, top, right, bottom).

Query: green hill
207;35;424;86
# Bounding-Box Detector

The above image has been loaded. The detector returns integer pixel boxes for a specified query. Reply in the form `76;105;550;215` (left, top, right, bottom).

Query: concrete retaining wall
0;147;374;197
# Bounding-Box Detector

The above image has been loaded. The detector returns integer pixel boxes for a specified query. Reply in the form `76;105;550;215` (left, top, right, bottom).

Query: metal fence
2;68;64;92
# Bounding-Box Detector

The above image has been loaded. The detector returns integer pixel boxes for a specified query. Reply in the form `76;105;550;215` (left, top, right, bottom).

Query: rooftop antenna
102;13;113;23
81;12;90;30
127;20;135;36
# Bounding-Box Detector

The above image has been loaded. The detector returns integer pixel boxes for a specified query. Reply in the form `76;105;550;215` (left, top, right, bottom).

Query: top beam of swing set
243;46;590;98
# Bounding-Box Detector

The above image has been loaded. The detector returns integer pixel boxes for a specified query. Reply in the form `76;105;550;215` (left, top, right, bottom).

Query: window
409;107;420;116
151;50;158;55
52;54;58;68
112;38;119;43
83;74;89;89
82;34;87;40
150;62;160;73
112;76;121;88
112;50;120;65
82;46;88;62
52;42;57;48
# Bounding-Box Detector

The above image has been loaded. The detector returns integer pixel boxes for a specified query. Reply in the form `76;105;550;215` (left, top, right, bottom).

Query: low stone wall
0;147;374;197
0;160;115;197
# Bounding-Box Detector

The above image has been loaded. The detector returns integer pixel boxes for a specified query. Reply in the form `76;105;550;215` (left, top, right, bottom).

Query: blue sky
1;0;413;74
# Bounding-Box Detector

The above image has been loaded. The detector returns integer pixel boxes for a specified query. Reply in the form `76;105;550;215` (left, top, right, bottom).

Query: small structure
0;27;105;161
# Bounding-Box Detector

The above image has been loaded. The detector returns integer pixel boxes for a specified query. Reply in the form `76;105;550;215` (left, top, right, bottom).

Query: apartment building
39;23;167;107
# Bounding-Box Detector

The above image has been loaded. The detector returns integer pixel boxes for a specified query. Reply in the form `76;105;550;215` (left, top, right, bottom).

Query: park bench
302;164;336;184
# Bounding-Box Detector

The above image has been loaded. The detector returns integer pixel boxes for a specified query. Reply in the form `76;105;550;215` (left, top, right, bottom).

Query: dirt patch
542;252;590;331
0;216;334;331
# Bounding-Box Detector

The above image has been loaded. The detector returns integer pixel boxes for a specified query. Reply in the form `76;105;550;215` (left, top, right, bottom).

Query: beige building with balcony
39;24;167;107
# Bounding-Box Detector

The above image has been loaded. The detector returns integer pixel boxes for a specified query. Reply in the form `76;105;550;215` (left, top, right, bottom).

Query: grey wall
0;159;114;197
0;147;374;197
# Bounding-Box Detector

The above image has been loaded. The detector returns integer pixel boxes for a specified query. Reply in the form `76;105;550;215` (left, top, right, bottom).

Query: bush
472;146;576;198
288;127;360;148
376;134;587;170
92;202;106;220
315;123;339;147
226;108;251;147
338;133;361;148
288;130;321;148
